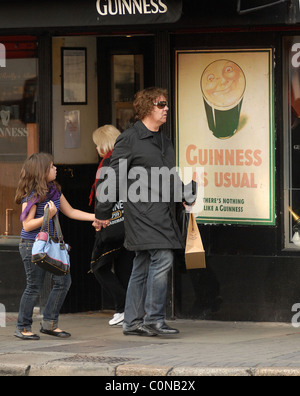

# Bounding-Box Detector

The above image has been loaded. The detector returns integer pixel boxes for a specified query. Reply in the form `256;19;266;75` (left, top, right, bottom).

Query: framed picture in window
61;47;87;105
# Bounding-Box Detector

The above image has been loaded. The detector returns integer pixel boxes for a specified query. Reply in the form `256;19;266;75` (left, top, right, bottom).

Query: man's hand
183;201;194;213
93;219;110;232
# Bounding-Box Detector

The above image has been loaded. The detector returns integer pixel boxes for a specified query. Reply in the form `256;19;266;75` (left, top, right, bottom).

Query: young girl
14;153;95;340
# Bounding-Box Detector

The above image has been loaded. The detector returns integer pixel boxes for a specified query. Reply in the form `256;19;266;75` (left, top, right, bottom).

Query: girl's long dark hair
15;153;61;204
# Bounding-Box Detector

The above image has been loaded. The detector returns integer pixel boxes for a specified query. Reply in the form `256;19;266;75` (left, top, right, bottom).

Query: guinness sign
0;0;182;29
96;0;168;16
95;0;182;24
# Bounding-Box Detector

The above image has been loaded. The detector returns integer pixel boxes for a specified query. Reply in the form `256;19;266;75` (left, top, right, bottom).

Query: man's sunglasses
153;101;169;109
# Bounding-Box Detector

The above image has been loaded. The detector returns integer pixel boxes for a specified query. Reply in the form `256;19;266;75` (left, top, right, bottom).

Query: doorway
97;36;155;131
83;35;156;311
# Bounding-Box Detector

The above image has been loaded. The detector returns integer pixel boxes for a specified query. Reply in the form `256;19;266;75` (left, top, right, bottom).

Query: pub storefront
1;0;300;322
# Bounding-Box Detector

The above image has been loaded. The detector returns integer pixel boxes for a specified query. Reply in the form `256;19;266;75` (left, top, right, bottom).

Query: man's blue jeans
17;241;71;332
123;249;173;330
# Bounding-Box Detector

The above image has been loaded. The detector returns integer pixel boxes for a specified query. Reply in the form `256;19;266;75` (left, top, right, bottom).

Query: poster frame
175;48;275;226
61;47;87;106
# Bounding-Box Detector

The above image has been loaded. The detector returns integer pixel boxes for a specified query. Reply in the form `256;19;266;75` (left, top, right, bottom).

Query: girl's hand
92;220;102;232
93;219;110;232
45;200;57;218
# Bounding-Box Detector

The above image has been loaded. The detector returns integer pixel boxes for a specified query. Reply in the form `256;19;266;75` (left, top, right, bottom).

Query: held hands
93;219;111;232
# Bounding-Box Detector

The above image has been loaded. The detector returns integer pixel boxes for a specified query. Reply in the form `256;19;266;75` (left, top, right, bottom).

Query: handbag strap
52;212;64;243
41;206;50;233
41;205;64;244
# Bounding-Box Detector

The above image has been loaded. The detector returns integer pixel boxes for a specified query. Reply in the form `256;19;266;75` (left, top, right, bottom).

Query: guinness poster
176;49;275;226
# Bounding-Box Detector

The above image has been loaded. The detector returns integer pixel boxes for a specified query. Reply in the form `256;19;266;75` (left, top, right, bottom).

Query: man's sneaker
109;312;124;326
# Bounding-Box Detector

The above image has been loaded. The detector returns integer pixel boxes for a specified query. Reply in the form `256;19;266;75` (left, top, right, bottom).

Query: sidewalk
1;311;300;376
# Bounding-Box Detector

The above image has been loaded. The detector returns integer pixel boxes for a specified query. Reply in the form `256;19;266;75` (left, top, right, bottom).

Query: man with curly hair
95;87;194;336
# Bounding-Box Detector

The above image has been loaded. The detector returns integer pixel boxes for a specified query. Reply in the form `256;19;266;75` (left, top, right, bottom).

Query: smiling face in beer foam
201;60;246;108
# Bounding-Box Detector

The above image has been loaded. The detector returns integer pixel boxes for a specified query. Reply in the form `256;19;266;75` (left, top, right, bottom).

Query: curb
253;367;300;377
116;365;251;377
2;363;300;376
0;364;31;377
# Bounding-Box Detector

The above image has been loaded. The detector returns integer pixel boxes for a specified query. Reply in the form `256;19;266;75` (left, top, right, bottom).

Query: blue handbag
32;206;70;276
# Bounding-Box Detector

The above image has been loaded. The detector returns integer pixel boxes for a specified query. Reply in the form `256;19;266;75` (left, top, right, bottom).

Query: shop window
0;37;38;241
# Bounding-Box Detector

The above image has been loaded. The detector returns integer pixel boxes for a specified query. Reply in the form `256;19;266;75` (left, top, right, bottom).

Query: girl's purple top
20;191;61;241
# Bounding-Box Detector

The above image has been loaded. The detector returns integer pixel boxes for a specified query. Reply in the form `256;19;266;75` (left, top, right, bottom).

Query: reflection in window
0;59;38;162
112;54;143;132
0;41;38;239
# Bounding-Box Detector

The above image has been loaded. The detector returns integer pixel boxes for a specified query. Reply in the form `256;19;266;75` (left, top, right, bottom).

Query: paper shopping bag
185;213;206;270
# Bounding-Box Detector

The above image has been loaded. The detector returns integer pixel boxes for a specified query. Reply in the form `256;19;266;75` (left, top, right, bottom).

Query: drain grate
54;354;136;364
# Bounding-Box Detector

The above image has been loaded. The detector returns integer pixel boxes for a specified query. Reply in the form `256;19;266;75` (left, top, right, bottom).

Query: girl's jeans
17;241;71;332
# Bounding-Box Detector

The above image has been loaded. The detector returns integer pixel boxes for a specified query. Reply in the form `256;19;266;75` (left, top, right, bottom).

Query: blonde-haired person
92;124;121;158
89;125;134;327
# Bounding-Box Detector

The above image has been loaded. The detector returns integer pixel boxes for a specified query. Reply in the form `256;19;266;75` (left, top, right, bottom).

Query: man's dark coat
96;120;187;252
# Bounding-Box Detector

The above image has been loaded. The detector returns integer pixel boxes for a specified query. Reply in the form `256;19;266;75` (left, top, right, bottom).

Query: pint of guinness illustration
201;59;246;139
